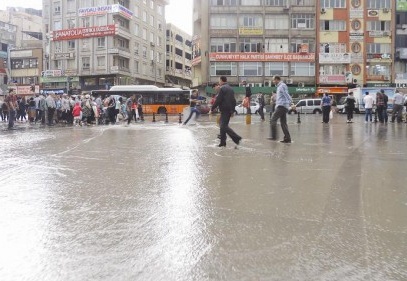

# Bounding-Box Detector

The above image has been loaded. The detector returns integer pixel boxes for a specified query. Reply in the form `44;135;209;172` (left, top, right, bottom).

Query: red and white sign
209;52;315;62
52;25;116;41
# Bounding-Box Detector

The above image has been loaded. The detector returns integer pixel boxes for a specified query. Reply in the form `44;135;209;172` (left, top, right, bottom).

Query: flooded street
1;114;406;281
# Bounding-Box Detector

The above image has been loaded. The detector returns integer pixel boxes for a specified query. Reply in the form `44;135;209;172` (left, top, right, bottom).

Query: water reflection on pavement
0;114;406;281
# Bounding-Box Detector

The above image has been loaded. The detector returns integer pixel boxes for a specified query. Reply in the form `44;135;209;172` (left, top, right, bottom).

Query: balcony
319;53;351;64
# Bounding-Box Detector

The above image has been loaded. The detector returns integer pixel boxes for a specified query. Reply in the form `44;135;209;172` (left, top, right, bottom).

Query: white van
291;98;322;114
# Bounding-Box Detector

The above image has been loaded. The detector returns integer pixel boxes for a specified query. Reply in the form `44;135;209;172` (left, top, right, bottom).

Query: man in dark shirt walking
210;76;242;147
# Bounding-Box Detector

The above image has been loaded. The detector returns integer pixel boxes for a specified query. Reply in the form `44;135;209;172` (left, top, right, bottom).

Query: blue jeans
184;107;200;124
365;108;373;122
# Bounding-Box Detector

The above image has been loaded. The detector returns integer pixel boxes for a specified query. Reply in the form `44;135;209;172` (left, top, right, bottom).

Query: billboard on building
51;25;116;41
209;52;315;62
78;4;133;18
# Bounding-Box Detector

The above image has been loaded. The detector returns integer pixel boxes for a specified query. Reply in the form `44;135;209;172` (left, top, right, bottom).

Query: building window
319;65;346;75
366;64;390;76
135;61;139;73
143;11;147;22
210;38;237;52
265;15;289;29
134;5;139;17
82;39;89;50
142;45;147;58
239;62;263;76
53;1;61;14
319;43;346;53
81;17;90;28
68;40;75;49
210;14;238;29
97;37;105;48
150;15;154;26
367;21;391;31
157;5;163;15
150;32;154;44
264;38;289;53
291;14;314;29
134;42;140;56
293;0;315;6
265;62;289;76
116;38;129;49
210;0;238;6
67;18;75;28
240;15;262;28
239;38;262;52
134;24;140;36
265;0;287;6
367;0;390;9
97;56;105;67
82;57;90;69
117;18;129;29
321;0;346;8
67;0;75;12
291;62;315;76
366;43;391;54
54;20;62;30
210;62;238;76
143;28;147;40
241;0;261;5
320;20;346;31
291;39;315;53
150;0;154;9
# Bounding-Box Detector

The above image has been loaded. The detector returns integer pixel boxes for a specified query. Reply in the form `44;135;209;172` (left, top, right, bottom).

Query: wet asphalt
0;113;406;281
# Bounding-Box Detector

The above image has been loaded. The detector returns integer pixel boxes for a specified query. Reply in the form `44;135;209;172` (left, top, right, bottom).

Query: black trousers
219;111;241;145
270;106;291;141
322;106;331;123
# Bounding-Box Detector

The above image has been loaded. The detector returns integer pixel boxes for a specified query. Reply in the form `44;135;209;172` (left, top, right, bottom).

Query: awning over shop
316;87;348;95
205;86;317;96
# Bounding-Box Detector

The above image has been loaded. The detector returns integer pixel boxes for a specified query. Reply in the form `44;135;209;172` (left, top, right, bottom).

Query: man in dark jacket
211;76;242;147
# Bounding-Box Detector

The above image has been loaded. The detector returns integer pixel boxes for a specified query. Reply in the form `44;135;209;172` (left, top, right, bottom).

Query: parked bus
91;85;191;114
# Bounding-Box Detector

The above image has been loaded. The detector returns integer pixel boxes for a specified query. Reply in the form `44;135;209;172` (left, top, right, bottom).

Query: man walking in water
269;75;292;143
210;76;242;147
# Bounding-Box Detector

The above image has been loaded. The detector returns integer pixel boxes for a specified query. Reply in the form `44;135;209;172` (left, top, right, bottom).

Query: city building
395;0;407;89
165;23;192;89
0;7;43;93
192;0;318;98
0;20;17;93
42;0;169;93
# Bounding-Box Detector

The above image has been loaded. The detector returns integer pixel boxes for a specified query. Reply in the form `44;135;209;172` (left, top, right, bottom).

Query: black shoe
234;137;242;145
218;143;226;147
280;139;291;143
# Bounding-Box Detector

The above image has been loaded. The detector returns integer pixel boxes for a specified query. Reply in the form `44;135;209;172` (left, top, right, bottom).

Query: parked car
234;102;265;115
290;98;322;114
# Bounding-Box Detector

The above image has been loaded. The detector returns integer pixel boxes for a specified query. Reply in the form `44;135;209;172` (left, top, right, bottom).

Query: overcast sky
0;0;193;35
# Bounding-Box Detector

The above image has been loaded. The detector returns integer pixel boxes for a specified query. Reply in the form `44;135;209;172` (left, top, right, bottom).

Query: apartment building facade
42;0;168;93
193;0;399;97
395;0;407;88
165;23;193;89
317;0;394;96
192;0;318;96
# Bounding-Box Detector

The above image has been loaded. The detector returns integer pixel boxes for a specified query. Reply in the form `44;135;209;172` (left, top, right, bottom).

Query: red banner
209;52;315;62
52;25;116;41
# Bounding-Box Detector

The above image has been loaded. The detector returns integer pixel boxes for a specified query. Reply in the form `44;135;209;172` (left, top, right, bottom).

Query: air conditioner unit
383;31;390;36
283;4;290;10
248;83;255;87
286;79;293;84
320;8;326;14
298;82;305;87
264;80;272;87
383;8;389;13
255;83;263;87
384;76;390;81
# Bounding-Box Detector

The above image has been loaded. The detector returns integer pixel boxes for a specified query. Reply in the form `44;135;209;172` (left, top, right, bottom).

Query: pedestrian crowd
0;89;145;129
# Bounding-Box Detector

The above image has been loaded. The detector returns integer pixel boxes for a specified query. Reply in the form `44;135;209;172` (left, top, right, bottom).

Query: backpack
242;97;250;108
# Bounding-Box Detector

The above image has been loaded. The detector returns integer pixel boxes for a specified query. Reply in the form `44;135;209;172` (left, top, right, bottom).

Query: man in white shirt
391;90;404;123
363;92;374;123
